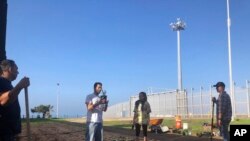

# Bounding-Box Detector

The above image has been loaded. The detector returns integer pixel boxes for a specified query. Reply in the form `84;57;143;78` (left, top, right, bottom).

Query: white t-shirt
85;93;103;123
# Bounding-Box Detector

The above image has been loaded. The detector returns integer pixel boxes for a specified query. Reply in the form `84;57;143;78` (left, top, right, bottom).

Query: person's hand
217;120;221;127
100;99;106;104
132;119;136;125
212;97;216;103
16;77;30;89
93;101;100;108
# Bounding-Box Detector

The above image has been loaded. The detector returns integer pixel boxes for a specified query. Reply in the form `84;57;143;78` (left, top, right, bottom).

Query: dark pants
0;134;16;141
135;123;147;137
219;121;230;141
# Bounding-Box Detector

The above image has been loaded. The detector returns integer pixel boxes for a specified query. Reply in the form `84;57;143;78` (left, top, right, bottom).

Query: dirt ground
18;121;222;141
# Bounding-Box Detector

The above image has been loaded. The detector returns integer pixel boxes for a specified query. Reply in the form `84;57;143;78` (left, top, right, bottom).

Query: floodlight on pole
170;18;186;91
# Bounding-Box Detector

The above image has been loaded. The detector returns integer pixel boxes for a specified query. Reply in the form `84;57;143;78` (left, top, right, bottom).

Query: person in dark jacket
0;59;30;141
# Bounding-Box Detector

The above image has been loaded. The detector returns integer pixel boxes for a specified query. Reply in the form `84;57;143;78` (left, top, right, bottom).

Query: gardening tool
25;87;31;141
131;124;135;130
196;122;218;138
211;97;216;141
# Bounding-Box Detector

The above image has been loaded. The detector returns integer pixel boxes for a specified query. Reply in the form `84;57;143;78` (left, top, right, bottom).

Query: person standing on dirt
85;82;108;141
0;59;30;141
133;92;151;141
213;82;232;141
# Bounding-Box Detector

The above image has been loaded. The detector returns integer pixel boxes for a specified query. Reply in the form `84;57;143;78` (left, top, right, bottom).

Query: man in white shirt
85;82;108;141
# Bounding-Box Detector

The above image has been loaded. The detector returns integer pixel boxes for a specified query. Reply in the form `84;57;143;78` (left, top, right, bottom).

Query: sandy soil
18;121;222;141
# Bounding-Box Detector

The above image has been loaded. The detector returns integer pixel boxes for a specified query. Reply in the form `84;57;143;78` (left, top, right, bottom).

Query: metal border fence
104;81;250;118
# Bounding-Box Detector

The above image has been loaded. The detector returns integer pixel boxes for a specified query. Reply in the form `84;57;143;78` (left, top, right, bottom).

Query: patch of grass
59;118;85;123
162;118;250;135
231;118;250;125
21;118;53;126
162;118;211;134
21;118;50;123
21;118;69;125
103;120;132;129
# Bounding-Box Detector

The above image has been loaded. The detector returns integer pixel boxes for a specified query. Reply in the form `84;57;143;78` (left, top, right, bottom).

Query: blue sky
5;0;250;117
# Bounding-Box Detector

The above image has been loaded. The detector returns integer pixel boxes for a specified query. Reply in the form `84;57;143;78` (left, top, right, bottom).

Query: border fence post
200;86;203;118
185;89;188;118
210;85;213;118
246;80;250;118
191;88;194;117
233;81;236;118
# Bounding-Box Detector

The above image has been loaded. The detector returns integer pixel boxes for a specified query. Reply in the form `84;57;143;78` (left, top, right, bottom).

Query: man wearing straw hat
0;59;30;141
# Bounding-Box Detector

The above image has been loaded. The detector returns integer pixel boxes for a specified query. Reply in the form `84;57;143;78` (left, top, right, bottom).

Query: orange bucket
175;115;182;129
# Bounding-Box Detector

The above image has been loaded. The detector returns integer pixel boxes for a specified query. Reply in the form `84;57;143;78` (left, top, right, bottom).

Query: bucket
175;115;182;129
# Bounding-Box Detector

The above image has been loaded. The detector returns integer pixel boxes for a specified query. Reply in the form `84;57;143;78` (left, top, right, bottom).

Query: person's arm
221;96;226;119
133;103;138;123
0;77;29;106
133;112;138;124
217;95;224;126
85;96;100;111
147;102;151;114
86;102;100;111
0;91;11;105
221;94;230;118
218;96;223;120
0;86;21;106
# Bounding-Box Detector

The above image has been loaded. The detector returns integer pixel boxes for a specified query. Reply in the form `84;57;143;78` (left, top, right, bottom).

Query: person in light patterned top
133;92;151;141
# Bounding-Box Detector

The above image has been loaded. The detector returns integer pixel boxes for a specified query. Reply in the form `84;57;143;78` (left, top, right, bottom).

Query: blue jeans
85;122;103;141
219;121;230;141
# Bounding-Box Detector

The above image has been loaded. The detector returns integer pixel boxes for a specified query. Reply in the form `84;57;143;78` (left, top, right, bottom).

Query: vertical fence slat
200;86;203;118
247;80;250;118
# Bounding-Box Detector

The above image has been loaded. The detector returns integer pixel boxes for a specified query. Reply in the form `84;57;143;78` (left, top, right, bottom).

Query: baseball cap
213;82;225;88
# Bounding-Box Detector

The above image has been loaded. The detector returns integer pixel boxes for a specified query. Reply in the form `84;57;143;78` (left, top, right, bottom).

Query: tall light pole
226;0;235;119
57;83;60;118
170;18;186;91
0;0;7;61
